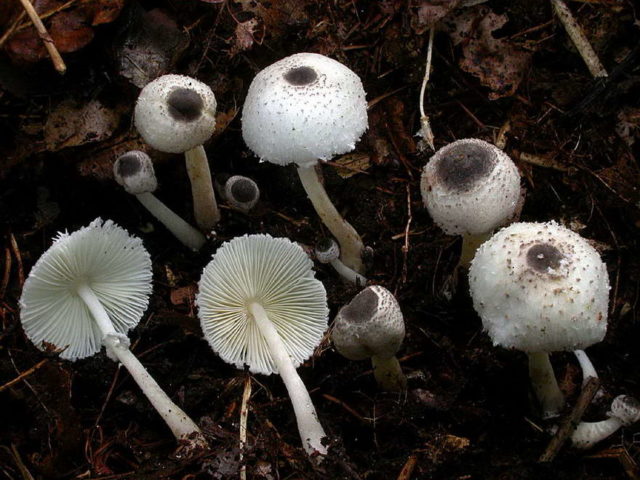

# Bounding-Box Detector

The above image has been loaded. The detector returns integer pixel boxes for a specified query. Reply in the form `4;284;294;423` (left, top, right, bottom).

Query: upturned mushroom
135;74;220;230
331;286;406;391
571;395;640;449
242;52;368;273
420;138;522;267
224;175;260;212
197;234;329;457
315;237;366;286
469;221;610;418
114;150;206;251
19;218;206;450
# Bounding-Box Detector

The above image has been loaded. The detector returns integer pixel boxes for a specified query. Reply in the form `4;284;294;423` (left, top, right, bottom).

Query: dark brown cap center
436;143;495;192
167;88;204;122
340;288;378;324
116;152;143;177
526;243;564;273
230;178;257;203
284;66;318;86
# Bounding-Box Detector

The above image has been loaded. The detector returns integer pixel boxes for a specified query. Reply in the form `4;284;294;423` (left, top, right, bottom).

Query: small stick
9;233;24;288
539;376;601;462
550;0;607;78
397;454;418;480
16;0;67;74
0;359;49;393
418;28;435;150
239;374;252;480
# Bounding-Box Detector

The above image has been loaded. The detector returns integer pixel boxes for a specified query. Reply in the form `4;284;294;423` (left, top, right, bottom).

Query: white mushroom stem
371;355;406;392
460;232;492;268
574;350;598;387
76;283;206;446
329;258;367;286
297;165;364;274
185;145;220;230
248;302;327;457
136;192;206;251
528;352;565;418
571;417;623;449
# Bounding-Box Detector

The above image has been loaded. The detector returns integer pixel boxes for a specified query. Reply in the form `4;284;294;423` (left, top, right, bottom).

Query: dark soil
1;1;640;479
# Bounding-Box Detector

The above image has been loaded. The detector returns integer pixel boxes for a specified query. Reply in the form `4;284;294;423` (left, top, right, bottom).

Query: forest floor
1;0;640;479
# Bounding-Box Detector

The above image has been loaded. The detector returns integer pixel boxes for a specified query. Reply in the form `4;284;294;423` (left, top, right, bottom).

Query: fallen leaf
411;0;461;34
229;18;259;56
331;153;371;179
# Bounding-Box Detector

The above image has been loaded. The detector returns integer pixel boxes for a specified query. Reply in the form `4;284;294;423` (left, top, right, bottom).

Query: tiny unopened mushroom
135;74;219;230
571;395;640;449
242;52;368;273
197;234;329;457
224;175;260;212
332;286;406;391
469;221;610;418
19;219;206;450
114;151;206;251
420;138;522;267
315;238;366;286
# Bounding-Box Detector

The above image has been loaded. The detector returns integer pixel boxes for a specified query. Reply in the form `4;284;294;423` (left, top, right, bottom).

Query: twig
0;247;11;299
0;10;27;48
9;234;24;289
16;0;67;74
418;28;435;150
397;454;418;480
550;0;607;78
0;359;49;393
239;374;252;480
539;376;601;462
401;184;412;284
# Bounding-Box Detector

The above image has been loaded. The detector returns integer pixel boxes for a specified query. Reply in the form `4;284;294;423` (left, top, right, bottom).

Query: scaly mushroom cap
469;221;610;353
134;74;217;154
197;234;329;375
114;150;158;195
20;219;152;361
242;52;368;168
332;285;405;360
315;238;340;264
610;395;640;426
420;138;521;235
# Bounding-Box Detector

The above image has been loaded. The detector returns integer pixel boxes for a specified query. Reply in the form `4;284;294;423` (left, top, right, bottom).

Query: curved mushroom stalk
574;350;599;387
185;145;220;229
298;165;364;274
571;395;640;449
528;352;564;418
315;237;366;286
248;302;327;457
371;355;407;392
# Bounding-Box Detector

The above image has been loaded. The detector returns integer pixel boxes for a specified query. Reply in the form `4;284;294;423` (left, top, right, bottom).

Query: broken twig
17;0;67;74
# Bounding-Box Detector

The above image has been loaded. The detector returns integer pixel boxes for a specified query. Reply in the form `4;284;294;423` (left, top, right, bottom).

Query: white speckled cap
114;150;158;195
241;52;368;168
610;395;640;425
20;219;152;361
332;285;405;360
224;175;260;211
469;221;610;353
420;138;521;235
315;238;340;264
134;74;217;153
197;234;329;375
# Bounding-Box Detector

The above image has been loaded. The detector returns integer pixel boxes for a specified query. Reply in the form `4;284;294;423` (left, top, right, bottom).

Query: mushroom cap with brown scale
420;138;521;236
469;221;610;353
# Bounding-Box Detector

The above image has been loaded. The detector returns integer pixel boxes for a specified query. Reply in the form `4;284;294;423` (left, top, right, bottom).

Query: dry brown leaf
411;0;461;34
229;18;259;57
332;153;371;179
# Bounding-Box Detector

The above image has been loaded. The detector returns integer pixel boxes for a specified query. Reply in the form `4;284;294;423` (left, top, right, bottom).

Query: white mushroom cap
610;395;640;426
315;238;340;264
242;52;368;168
134;74;217;154
469;221;610;353
197;234;329;375
224;175;260;211
331;285;405;360
420;138;521;235
114;151;158;195
19;218;152;361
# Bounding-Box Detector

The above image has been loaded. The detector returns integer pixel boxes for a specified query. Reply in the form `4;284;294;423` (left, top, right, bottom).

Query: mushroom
468;221;610;418
242;52;368;274
420;138;522;267
571;395;640;449
19;218;206;450
315;238;366;286
224;175;260;212
134;74;220;230
197;234;329;457
331;285;407;391
114;150;206;251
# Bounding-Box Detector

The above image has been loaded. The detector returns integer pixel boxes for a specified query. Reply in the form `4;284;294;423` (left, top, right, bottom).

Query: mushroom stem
371;355;406;392
528;352;564;418
185;145;220;230
136;192;206;251
571;417;622;449
248;302;327;457
297;165;364;274
574;350;598;387
460;232;491;268
329;258;367;286
76;284;206;447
